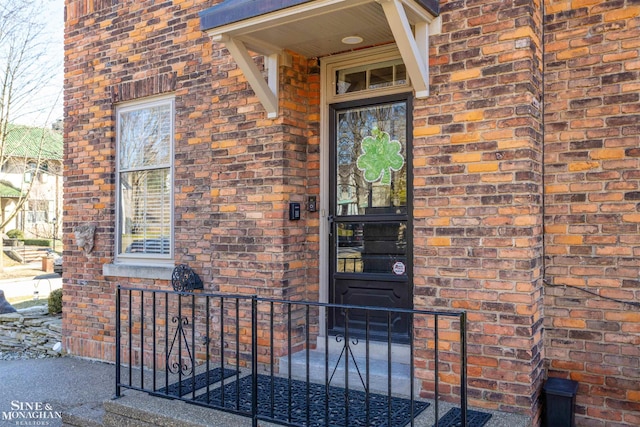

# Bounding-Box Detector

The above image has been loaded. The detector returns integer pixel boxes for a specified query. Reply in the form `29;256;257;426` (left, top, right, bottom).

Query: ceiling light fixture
341;35;363;45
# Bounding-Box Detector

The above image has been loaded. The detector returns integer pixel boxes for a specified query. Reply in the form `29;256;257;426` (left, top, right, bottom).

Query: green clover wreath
356;128;404;185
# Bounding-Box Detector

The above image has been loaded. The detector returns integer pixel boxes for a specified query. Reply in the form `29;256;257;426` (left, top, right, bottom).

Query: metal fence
115;285;468;427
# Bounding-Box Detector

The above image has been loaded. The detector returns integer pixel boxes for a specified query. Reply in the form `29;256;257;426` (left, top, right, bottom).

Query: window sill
103;263;174;280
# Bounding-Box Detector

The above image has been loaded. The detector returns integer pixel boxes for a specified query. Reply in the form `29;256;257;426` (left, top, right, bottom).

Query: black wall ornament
171;264;203;292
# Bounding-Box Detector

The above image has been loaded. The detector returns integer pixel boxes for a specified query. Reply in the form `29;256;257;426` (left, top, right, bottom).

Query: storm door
329;93;412;342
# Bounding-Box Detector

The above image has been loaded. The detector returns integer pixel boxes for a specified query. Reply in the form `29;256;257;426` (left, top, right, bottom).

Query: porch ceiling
200;0;440;58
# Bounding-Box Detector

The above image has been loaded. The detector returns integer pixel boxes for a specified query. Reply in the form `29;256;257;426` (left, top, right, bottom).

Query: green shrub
6;229;24;239
23;239;51;247
48;289;63;315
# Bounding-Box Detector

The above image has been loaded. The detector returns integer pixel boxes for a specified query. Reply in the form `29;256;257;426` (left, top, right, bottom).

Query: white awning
200;0;441;118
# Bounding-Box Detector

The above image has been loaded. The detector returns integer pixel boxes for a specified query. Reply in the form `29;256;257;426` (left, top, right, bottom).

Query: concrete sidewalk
0;273;62;303
0;357;113;427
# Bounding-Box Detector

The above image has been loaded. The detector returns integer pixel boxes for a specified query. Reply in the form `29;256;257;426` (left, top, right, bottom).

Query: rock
24;318;47;327
0;308;61;358
0;290;17;314
18;306;48;317
47;320;62;333
0;312;23;322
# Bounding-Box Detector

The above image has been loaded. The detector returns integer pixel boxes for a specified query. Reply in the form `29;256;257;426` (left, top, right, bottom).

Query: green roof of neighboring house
0;181;22;198
3;124;63;160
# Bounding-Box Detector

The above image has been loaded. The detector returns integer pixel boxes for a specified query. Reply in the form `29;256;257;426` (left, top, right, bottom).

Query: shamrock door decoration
356;127;405;184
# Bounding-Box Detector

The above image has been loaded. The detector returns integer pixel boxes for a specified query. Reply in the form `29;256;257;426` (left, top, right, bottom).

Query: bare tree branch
0;0;62;269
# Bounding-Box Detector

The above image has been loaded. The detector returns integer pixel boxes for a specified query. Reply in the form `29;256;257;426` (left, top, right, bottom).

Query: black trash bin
543;377;579;427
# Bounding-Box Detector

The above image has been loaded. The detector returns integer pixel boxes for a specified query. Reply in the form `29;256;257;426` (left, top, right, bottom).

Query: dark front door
329;94;412;342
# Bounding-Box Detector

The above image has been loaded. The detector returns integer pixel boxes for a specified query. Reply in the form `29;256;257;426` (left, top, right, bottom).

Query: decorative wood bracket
377;0;440;99
213;35;280;119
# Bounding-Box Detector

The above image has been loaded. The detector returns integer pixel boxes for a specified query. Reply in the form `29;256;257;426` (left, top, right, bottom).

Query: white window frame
114;96;175;266
324;45;410;105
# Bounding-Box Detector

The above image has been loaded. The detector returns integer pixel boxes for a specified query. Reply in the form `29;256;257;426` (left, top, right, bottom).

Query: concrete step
103;391;253;427
62;402;105;427
4;246;51;264
98;389;532;427
278;340;416;396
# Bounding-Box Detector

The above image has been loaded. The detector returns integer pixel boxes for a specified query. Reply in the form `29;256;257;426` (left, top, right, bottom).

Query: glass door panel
337;221;407;275
335;101;408;215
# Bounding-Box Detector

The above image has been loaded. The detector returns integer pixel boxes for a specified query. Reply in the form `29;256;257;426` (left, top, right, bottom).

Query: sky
12;0;64;128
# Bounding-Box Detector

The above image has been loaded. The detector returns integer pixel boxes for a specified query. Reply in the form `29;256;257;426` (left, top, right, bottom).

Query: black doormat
157;367;238;397
433;407;492;427
195;374;429;427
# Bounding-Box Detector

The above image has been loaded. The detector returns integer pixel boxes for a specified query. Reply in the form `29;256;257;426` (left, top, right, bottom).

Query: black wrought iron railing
115;285;468;427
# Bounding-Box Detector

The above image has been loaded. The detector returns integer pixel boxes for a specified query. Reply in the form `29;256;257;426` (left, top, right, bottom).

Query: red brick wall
64;0;320;361
544;1;640;425
414;0;545;420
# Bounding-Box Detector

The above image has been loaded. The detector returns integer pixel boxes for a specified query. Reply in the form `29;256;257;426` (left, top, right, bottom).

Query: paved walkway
0;357;113;427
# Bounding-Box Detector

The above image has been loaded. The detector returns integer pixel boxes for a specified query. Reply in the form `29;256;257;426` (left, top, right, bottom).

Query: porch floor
40;357;531;427
66;388;532;427
278;341;415;395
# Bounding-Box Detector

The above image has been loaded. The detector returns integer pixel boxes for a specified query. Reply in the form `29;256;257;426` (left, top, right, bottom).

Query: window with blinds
116;98;173;260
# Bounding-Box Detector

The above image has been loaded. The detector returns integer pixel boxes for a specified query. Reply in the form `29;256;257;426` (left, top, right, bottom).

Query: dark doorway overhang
200;0;441;118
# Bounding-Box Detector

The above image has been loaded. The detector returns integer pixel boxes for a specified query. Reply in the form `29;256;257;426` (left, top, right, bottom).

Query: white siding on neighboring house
1;125;63;240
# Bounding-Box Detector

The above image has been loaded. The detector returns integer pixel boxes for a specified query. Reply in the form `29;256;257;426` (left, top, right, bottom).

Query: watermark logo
1;401;61;426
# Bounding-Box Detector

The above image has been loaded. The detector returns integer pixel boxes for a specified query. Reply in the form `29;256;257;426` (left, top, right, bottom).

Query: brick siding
414;0;545;420
64;0;319;363
544;1;640;425
63;0;639;424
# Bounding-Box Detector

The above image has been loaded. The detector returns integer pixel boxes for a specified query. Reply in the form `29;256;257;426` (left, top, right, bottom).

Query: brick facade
63;0;638;425
544;1;640;425
414;0;545;420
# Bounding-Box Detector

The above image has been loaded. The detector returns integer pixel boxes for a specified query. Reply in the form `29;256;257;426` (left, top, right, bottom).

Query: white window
324;45;410;105
26;200;51;224
116;97;173;262
24;162;36;183
336;58;407;95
